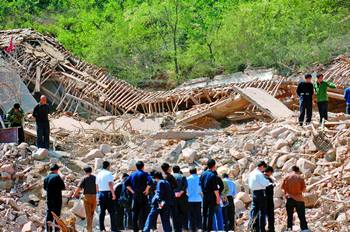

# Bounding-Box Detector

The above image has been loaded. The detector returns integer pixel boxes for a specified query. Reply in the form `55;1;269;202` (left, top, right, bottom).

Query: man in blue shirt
344;86;350;114
125;161;153;232
187;167;202;232
200;159;220;232
222;173;236;231
172;165;189;232
143;171;174;232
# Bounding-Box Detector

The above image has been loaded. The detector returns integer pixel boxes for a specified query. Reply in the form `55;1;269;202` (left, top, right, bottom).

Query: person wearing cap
114;173;132;231
172;165;189;232
33;95;50;149
344;86;350;114
282;166;309;232
222;173;236;231
200;159;220;232
314;74;336;123
43;164;65;232
7;103;25;143
96;161;117;232
296;74;314;126
73;166;97;232
264;166;275;232
143;171;174;232
125;161;153;232
186;167;203;232
248;161;270;232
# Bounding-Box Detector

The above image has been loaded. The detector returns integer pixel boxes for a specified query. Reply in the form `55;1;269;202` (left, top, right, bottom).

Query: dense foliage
1;0;350;86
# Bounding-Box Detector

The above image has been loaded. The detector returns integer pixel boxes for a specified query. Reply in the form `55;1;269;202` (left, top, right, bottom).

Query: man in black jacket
296;74;314;126
33;95;50;149
115;173;132;231
44;164;65;232
264;166;275;232
172;165;189;232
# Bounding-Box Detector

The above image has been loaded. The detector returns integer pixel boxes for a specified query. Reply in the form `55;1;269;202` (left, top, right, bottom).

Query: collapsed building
0;29;350;231
0;29;348;125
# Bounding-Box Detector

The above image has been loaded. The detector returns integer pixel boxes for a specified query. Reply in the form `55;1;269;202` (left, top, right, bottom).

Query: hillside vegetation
1;0;350;86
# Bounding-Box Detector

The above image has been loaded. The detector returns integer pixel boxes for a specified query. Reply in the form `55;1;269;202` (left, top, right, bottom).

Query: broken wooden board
177;95;250;126
150;130;219;140
231;86;294;119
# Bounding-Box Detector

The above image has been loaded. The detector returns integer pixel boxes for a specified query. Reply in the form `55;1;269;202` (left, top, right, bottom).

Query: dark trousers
286;198;308;230
98;191;117;231
37;122;50;149
317;101;328;123
11;123;24;144
144;204;172;232
299;98;312;124
173;197;188;232
346;104;350;114
266;198;274;232
188;202;202;231
132;194;148;232
222;196;235;231
249;190;267;232
46;202;61;232
116;205;132;230
203;194;217;232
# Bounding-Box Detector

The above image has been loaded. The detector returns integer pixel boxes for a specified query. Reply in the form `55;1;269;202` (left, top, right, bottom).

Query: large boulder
217;166;229;176
22;221;36;232
296;158;316;174
99;144;112;154
238;158;248;171
325;149;336;162
0;163;15;175
230;148;245;160
32;148;48;160
270;127;287;138
276;155;290;168
81;149;104;162
17;142;29;150
236;192;251;204
273;139;288;151
282;158;297;172
15;214;28;226
234;199;245;213
243;142;254;152
304;193;319;208
181;148;197;163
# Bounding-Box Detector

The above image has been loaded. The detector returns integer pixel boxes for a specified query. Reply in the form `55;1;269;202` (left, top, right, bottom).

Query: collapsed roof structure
0;29;348;123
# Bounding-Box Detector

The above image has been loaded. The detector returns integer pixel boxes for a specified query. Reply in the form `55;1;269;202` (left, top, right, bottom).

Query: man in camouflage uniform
7;103;25;143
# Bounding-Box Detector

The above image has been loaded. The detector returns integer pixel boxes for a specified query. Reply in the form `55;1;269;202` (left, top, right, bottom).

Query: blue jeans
249;190;267;232
212;205;224;231
37;122;50;149
144;205;172;232
98;191;117;231
299;98;312;124
188;202;202;231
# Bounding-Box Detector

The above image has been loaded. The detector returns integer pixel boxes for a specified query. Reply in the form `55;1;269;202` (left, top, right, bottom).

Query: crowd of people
43;158;311;232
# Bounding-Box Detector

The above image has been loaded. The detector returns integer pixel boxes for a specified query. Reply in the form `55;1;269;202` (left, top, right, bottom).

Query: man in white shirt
248;161;270;232
96;161;117;232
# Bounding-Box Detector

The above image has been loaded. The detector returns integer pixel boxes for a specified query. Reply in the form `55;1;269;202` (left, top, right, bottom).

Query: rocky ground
1;113;350;232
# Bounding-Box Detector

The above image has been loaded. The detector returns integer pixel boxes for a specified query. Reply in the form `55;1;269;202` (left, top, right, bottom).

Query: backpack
118;184;131;209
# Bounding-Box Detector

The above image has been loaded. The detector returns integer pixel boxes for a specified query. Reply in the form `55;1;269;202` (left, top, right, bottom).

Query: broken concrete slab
231;86;294;119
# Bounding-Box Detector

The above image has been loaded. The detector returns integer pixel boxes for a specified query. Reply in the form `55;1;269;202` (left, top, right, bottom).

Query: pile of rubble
1;112;349;231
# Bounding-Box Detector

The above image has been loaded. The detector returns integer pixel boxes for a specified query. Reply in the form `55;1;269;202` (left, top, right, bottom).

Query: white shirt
96;169;114;192
248;168;270;191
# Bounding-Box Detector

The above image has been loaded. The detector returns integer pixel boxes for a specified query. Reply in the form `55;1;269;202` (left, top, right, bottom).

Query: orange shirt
281;173;306;202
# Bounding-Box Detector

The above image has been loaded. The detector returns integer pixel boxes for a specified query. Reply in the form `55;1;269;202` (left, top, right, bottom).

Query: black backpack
118;184;131;209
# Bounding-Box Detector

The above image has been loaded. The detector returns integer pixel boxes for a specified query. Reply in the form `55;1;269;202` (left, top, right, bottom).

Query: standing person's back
282;166;309;232
222;173;236;231
96;161;117;232
172;166;189;232
200;159;220;232
125;161;153;232
187;167;202;232
33;95;50;149
44;164;65;232
296;74;314;126
73;166;97;232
